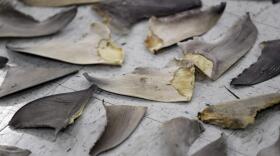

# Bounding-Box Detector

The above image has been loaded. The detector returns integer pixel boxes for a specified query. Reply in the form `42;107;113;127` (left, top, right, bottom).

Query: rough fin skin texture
231;40;280;86
0;2;77;38
90;105;147;156
7;23;124;66
162;117;204;156
179;13;258;80
0;61;78;98
9;85;96;135
0;56;8;69
198;93;280;129
145;3;226;53
0;145;31;156
92;0;202;32
21;0;100;7
119;117;204;156
257;128;280;156
192;134;227;156
84;62;195;102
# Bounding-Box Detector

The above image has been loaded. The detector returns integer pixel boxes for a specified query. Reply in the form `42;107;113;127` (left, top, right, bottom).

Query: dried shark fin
0;2;77;38
231;40;280;86
119;117;204;156
0;145;31;156
20;0;100;7
0;60;78;98
0;56;8;69
198;93;280;129
92;0;202;33
84;61;195;102
179;13;258;80
162;117;204;156
146;3;226;53
192;134;227;156
257;128;280;156
9;85;96;135
90;105;146;156
7;23;124;66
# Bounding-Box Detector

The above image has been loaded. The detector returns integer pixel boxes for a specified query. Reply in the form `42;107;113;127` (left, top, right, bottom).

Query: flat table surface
0;0;280;156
